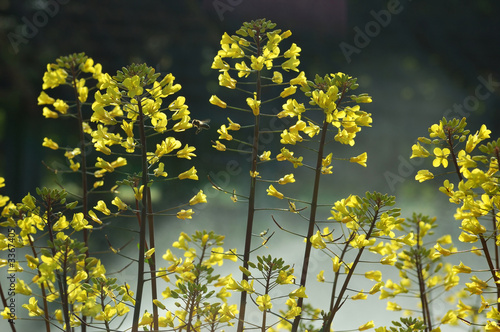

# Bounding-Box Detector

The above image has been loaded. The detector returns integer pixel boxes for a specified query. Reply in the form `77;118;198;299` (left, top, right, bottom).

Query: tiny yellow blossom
350;152;368;167
246;95;261;116
178;167;198;180
278;174;295;185
280;85;297;98
38;91;55;105
259;151;271;161
42;137;59;150
272;71;283;84
266;185;284;199
209;95;227;108
415;170;434;182
189;190;207;205
432;147;450;168
176;209;194;220
256;294;272;311
359;320;375;331
212;140;226;151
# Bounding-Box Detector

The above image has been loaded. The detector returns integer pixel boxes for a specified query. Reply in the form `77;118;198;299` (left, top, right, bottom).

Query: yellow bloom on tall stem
178;166;198;180
266;185;284;199
246;95;261;116
209;95;227;108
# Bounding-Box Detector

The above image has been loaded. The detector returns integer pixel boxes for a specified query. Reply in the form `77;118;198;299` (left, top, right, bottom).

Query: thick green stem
237;28;262;332
132;101;149;332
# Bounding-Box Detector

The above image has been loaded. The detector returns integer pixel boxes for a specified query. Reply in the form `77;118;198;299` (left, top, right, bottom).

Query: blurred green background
1;0;500;330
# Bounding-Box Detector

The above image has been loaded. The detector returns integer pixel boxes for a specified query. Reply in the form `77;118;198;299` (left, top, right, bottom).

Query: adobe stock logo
7;0;70;54
339;0;411;64
212;0;243;21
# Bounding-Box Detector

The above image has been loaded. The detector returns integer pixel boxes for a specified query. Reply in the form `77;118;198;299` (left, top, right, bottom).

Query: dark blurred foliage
0;0;499;202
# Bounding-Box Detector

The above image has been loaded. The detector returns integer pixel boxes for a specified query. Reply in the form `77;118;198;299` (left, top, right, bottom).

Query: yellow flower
246;95;261;116
209;95;227;108
71;212;92;231
38;91;55;105
177;144;196;160
282;56;300;72
415;170;434;182
317;270;325;282
433;147;450;168
42;66;67;89
259;151;271;161
42;137;59;150
310;230;326;249
284;43;301;58
138;311;153;326
22;297;44;317
178;167;198;180
217;124;233;141
386;302;402;311
1;306;15;320
256;294;272;311
227;117;240;131
235;61;252;78
134;185;144;200
351;291;367;300
189;190;207;205
212;140;226;151
111;197;128;211
280;85;297;98
272;71;283;84
211;55;229;71
289;286;307;299
290;71;307;86
266;185;284;199
350;152;368;167
365;270;382;282
410;142;430;158
42;107;58;118
153;162;168;177
453;262;471;274
250;55;265;71
218;71;237;89
176;209;194;220
278;174;295;185
359;321;375;331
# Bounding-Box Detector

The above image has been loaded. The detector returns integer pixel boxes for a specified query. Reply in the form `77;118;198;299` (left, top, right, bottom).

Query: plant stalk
132;101;149;332
237;28;262;332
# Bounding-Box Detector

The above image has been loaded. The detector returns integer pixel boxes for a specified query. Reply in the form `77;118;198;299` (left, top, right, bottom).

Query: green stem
132;101;149;332
237;27;263;332
0;281;17;332
146;188;159;330
46;198;71;332
415;222;432;331
445;128;463;182
28;236;50;332
70;60;89;332
291;118;329;332
261;267;272;332
479;234;500;315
